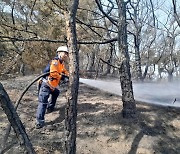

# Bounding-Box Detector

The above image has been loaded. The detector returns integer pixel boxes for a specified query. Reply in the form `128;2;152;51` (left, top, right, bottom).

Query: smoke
79;78;180;107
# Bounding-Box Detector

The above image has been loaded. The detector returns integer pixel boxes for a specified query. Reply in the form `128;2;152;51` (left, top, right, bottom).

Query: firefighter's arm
61;74;69;82
61;67;69;82
63;67;69;76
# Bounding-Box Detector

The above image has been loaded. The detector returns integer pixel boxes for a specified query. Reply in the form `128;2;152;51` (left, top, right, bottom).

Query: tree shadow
75;98;180;153
45;105;66;126
1;82;180;153
128;119;165;154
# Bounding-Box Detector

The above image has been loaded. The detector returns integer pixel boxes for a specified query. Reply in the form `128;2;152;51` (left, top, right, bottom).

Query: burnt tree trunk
102;19;114;76
103;43;114;76
142;64;149;80
134;34;143;81
88;50;96;72
64;0;79;153
0;83;35;154
117;0;136;118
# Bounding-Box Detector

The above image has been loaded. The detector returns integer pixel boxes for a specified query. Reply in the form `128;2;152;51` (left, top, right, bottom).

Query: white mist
79;78;180;107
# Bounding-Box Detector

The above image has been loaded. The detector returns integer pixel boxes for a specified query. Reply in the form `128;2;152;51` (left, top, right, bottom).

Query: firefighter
36;46;69;129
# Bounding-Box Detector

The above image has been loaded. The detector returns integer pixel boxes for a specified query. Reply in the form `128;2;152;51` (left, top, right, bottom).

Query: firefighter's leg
36;82;50;127
47;88;60;111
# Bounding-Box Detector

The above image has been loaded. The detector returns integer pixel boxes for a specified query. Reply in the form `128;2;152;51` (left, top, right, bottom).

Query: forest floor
0;75;180;154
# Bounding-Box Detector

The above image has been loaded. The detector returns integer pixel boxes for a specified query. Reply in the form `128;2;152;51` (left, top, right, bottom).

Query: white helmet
56;46;68;53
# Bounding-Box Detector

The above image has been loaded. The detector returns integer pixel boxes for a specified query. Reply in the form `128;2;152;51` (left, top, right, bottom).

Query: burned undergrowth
0;75;179;154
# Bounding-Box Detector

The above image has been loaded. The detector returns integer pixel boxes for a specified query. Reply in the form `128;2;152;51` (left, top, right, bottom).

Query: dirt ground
0;75;180;154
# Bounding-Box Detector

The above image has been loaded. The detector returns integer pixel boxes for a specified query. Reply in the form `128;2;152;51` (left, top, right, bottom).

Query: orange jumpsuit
36;57;68;126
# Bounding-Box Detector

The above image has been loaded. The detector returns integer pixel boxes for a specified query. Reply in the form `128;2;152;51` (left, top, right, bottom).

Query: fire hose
2;72;69;151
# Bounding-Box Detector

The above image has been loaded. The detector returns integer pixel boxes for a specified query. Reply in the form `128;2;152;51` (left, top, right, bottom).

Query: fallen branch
2;72;50;152
0;83;35;154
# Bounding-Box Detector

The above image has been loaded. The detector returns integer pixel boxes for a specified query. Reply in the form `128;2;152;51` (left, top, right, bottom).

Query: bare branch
95;0;118;26
11;0;16;25
78;7;103;17
1;23;38;37
76;17;117;33
172;0;180;27
79;37;117;44
0;35;118;44
30;0;37;20
149;0;156;27
100;58;120;69
106;0;115;14
51;0;65;10
76;18;103;37
0;35;66;43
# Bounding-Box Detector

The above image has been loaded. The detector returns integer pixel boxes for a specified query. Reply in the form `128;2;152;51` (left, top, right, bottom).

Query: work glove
61;74;69;82
64;76;69;83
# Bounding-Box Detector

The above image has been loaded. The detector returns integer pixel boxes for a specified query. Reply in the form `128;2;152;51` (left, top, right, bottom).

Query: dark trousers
36;82;60;124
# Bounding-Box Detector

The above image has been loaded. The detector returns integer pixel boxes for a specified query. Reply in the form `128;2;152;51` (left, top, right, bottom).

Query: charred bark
0;83;35;154
88;50;96;72
117;0;136;118
134;35;143;81
64;0;79;153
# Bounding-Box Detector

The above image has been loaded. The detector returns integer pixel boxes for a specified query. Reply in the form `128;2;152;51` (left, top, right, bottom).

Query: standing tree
127;0;157;81
117;0;136;118
64;0;79;153
95;0;136;117
94;0;136;118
